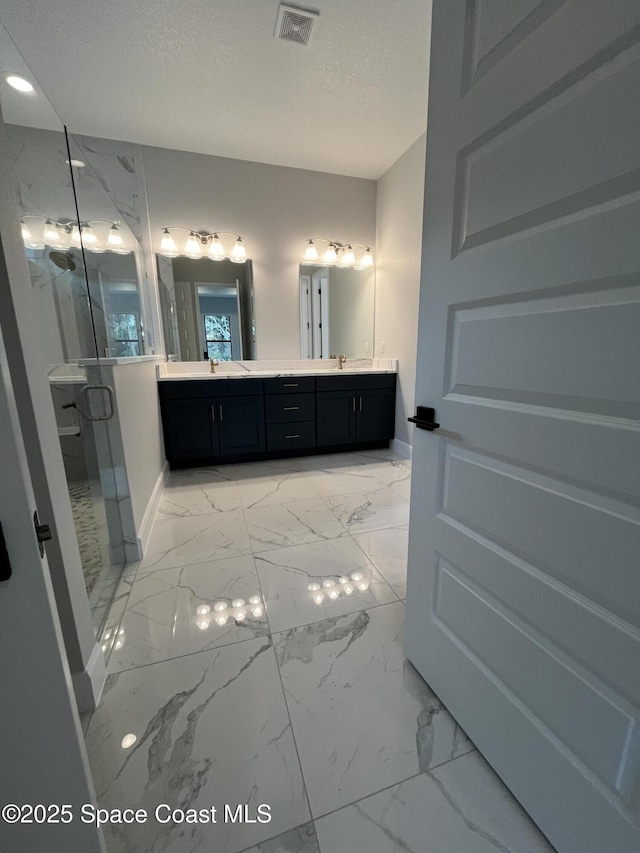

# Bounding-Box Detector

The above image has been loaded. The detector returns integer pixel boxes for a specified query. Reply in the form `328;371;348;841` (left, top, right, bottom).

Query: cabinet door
356;388;396;442
217;395;266;456
164;398;218;460
316;391;357;446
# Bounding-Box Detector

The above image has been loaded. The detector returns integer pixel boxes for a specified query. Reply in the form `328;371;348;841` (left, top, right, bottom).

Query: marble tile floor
84;449;556;853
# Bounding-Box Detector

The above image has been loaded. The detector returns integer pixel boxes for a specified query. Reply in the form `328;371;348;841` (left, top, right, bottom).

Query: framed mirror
157;256;256;361
300;265;375;358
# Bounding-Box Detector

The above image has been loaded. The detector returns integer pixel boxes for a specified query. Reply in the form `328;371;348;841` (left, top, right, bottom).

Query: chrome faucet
209;358;219;373
338;354;347;369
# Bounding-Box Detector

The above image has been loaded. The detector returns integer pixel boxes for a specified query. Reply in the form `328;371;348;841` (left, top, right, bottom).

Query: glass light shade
230;237;246;263
185;231;202;259
80;224;98;245
304;240;319;261
341;245;356;266
70;225;81;247
160;228;178;257
21;222;33;244
208;234;225;260
43;220;61;243
323;244;338;264
6;75;34;93
107;224;124;247
360;247;374;267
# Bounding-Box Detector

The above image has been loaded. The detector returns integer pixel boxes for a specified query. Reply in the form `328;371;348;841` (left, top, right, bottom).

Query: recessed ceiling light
65;159;85;168
6;74;34;93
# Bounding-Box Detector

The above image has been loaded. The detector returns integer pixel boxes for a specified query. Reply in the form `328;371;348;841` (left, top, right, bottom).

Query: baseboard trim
136;462;169;558
391;438;412;459
72;641;107;713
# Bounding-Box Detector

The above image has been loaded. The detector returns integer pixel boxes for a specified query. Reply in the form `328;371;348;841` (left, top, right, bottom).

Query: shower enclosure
1;36;150;650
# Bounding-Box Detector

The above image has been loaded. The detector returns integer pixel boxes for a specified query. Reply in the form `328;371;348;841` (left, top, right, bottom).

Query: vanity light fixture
20;215;130;254
302;238;374;269
159;227;249;263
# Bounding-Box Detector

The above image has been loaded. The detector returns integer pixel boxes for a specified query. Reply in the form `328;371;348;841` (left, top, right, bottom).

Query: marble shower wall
71;132;162;354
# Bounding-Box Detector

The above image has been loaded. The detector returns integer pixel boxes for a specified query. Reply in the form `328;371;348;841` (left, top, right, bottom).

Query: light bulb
160;228;178;257
308;582;320;592
344;584;354;595
339;576;348;584
121;733;137;749
107;224;124;248
341;245;356;266
197;618;210;631
213;600;228;612
350;571;364;582
196;604;211;616
6;75;34;93
358;581;370;592
114;639;123;649
304;239;319;261
21;222;33;244
104;631;112;640
235;610;246;621
208;234;225;260
216;614;228;626
248;595;261;605
185;231;202;259
80;224;97;245
328;589;340;600
71;225;81;247
313;592;325;605
43;220;61;243
322;579;335;588
361;247;374;267
231;598;245;608
323;244;338;264
65;159;85;169
230;237;246;263
252;605;263;617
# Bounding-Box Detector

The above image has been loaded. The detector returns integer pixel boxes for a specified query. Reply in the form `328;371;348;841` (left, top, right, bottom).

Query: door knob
408;406;440;431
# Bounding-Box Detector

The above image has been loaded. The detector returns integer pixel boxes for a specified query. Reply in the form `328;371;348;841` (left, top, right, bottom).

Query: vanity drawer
264;376;315;394
160;378;264;399
266;393;315;424
267;421;316;452
315;373;396;392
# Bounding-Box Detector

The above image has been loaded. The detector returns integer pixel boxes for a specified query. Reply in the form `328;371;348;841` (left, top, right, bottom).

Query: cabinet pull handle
284;434;300;439
359;396;363;412
352;396;356;412
211;405;216;422
283;383;298;387
283;406;299;411
219;404;223;421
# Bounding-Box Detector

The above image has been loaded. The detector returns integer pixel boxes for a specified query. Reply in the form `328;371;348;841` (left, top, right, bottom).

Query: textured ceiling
0;0;432;179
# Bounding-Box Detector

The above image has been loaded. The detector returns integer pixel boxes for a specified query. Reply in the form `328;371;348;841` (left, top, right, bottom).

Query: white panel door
405;2;640;852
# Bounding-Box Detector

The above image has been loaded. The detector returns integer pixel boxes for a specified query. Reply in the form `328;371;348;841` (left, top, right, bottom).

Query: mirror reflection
157;256;256;361
300;265;375;359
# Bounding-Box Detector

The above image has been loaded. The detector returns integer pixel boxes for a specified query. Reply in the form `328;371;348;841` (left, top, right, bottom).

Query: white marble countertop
157;358;398;381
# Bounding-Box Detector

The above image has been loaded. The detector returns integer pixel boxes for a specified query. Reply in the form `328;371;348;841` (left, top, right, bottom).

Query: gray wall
375;133;426;448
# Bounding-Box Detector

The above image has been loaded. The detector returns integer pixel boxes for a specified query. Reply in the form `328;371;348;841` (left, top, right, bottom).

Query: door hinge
33;510;52;558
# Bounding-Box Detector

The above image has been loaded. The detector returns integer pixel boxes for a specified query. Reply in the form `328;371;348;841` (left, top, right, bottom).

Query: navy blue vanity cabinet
216;395;266;456
159;379;266;465
316;389;357;446
316;374;396;447
163;398;218;460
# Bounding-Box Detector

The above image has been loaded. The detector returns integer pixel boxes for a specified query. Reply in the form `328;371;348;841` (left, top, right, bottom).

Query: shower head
49;250;76;271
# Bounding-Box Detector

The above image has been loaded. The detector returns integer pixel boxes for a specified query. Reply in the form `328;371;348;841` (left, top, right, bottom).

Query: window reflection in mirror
157;256;256;361
300;265;375;359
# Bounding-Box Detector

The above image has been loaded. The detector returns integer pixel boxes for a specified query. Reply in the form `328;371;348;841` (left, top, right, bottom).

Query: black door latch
34;510;52;558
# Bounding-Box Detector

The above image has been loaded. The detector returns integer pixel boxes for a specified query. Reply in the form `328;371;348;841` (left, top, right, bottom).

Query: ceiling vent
275;4;319;46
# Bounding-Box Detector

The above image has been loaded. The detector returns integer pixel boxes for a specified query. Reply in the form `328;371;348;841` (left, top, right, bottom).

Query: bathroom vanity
157;359;397;468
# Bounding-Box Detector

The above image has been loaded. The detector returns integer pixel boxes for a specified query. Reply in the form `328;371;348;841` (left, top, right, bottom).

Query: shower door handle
80;384;115;421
